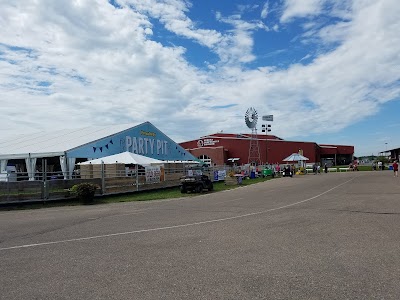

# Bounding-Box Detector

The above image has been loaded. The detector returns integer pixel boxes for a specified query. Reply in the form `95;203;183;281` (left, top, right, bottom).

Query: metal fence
0;163;272;204
0;163;187;204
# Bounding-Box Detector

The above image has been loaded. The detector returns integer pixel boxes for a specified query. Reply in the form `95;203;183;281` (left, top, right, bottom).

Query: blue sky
0;0;399;156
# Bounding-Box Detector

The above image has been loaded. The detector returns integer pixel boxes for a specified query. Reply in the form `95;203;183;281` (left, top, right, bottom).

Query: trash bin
389;165;393;170
250;171;256;179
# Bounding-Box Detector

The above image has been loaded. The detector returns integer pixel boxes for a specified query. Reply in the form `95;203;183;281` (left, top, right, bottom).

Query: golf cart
180;164;214;193
262;168;275;178
282;165;293;177
180;174;214;193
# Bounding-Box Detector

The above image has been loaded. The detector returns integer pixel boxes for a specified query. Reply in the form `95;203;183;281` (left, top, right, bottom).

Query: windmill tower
245;107;261;165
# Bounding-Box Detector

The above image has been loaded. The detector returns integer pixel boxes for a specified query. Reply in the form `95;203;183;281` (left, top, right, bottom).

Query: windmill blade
245;107;258;129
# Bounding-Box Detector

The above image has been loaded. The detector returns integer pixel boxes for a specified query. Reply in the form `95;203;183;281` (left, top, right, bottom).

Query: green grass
0;176;274;210
357;165;372;171
99;176;272;203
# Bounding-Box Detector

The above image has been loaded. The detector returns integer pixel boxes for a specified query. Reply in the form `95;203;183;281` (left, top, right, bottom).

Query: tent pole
135;164;139;191
101;161;105;195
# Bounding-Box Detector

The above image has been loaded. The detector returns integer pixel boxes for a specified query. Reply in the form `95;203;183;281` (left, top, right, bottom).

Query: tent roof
0;123;140;159
283;153;310;162
79;151;164;166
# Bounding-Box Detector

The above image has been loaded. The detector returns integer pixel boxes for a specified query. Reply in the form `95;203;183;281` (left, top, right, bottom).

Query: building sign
197;139;219;147
140;130;156;137
262;115;274;121
213;170;226;181
66;122;197;161
126;136;168;156
145;166;161;183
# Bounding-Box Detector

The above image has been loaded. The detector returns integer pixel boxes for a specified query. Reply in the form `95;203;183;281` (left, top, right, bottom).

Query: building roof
319;145;337;149
79;151;164;166
0;123;138;159
204;133;282;140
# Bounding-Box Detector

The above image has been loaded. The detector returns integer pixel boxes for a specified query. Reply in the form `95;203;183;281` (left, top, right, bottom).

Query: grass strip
0;176;274;210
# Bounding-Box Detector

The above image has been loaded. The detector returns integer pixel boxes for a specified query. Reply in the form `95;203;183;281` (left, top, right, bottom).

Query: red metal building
179;133;354;166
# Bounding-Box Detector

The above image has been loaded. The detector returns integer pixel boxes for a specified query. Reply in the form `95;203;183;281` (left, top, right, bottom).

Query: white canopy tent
78;151;164;166
282;153;309;162
283;153;309;168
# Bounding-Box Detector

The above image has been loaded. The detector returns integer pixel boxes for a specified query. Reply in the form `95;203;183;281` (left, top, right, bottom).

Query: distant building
179;133;354;166
382;147;399;161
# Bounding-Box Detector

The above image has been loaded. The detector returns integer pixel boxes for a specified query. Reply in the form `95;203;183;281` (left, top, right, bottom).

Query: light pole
262;115;273;166
385;142;388;160
262;123;272;165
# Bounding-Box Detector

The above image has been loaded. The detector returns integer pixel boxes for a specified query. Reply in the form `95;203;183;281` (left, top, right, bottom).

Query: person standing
393;160;398;177
324;163;328;173
276;163;281;175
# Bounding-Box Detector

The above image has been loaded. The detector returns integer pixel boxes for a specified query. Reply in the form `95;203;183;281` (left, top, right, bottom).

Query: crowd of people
251;159;399;178
372;161;386;171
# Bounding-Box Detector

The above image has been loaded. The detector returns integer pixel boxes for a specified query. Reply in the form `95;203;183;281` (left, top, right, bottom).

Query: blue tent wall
66;122;197;161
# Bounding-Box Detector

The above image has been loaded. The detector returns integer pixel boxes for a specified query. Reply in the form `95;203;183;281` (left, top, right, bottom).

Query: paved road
1;171;399;299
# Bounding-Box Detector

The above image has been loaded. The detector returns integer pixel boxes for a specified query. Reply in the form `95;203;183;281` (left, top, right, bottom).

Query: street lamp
262;115;273;166
385;142;389;160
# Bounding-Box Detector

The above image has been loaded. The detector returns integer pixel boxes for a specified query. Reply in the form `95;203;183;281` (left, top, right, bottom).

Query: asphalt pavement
1;171;399;299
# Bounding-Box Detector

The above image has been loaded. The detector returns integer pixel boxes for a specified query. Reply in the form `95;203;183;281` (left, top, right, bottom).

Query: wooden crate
225;176;238;186
92;164;102;178
105;163;125;178
80;164;93;179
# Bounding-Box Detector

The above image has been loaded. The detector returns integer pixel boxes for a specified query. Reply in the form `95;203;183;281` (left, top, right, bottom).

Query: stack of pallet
105;163;125;178
80;164;93;179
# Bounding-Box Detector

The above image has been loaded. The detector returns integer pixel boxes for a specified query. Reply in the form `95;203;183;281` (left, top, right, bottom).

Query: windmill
245;107;261;165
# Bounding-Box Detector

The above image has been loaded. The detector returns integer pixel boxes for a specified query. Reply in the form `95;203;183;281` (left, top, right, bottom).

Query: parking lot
1;171;400;299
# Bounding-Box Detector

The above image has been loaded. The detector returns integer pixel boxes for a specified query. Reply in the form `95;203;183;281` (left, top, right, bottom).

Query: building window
198;155;212;166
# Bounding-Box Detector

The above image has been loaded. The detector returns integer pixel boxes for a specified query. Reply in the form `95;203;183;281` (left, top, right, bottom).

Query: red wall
180;135;354;165
319;144;354;155
180;138;320;164
267;140;318;164
189;146;227;165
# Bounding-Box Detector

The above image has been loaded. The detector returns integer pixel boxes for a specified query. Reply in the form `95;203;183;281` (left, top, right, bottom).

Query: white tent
79;151;164;166
283;153;309;162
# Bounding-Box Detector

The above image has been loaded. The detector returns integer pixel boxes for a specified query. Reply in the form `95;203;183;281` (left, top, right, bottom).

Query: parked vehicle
261;168;275;178
282;166;293;177
180;174;214;193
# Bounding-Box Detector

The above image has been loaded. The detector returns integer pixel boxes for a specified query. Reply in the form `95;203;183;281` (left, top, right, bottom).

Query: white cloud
123;0;266;65
261;2;269;19
202;0;400;139
120;0;223;48
0;0;204;133
280;0;324;23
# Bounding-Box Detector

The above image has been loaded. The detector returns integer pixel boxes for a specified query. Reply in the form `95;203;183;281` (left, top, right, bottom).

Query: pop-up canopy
283;153;309;162
79;151;164;166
